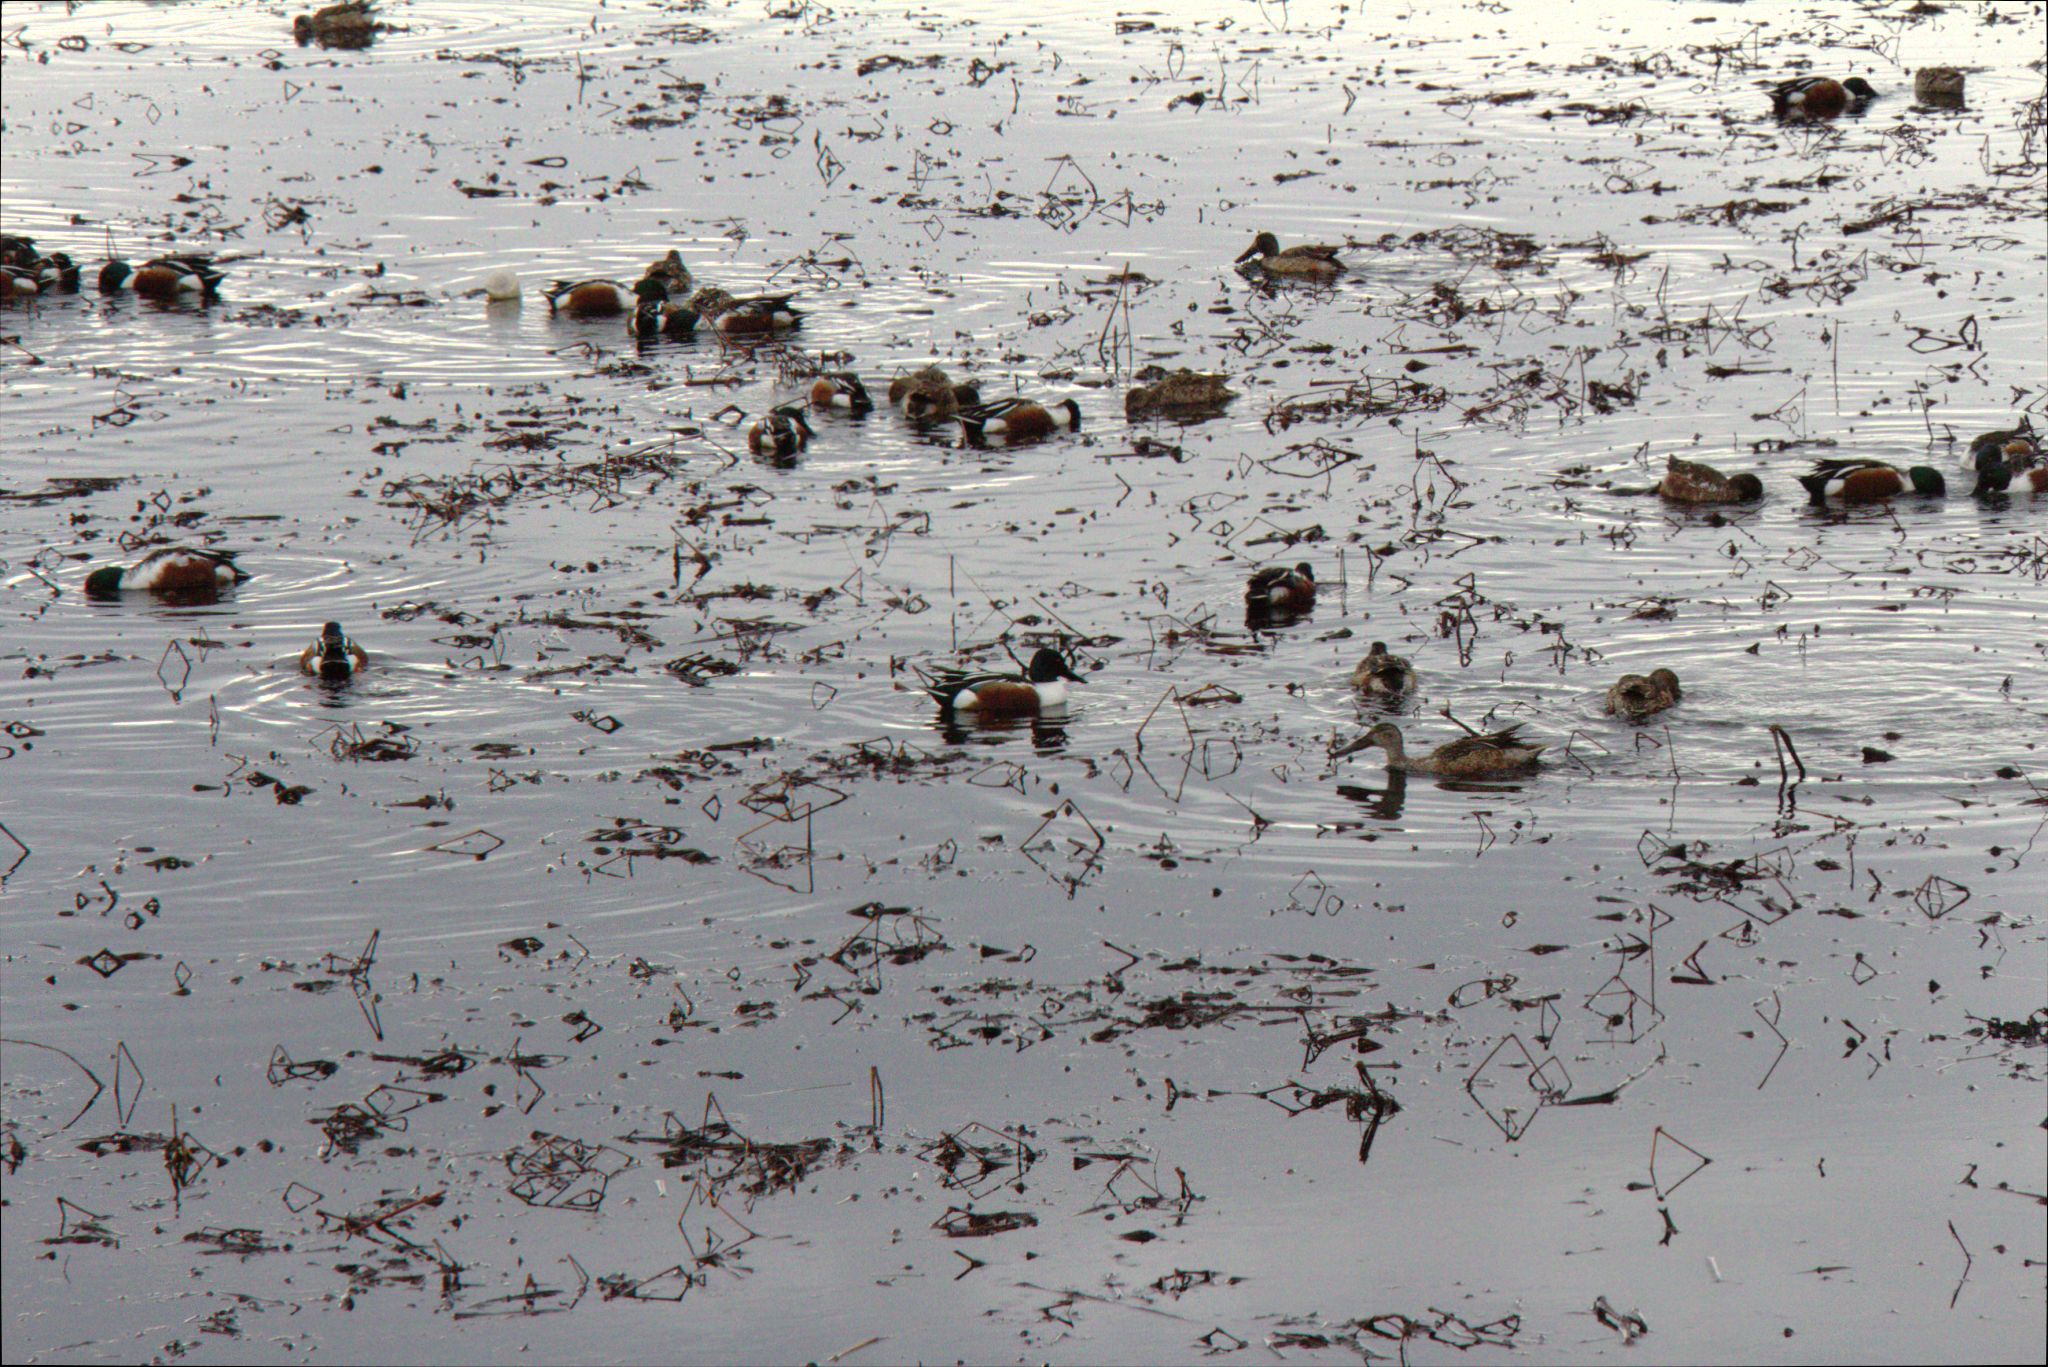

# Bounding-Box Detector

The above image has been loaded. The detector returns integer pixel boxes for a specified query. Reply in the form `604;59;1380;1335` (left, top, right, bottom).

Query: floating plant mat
2;1;2043;1363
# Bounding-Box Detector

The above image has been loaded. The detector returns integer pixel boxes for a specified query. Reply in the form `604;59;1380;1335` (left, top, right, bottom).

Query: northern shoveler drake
889;367;980;423
1658;457;1763;505
687;287;802;337
1234;231;1346;281
1769;75;1877;120
1969;422;2039;468
99;255;223;300
544;277;636;317
84;547;249;600
958;396;1082;447
1333;721;1546;777
1125;368;1237;418
924;647;1086;716
293;0;381;48
1606;668;1681;721
1;265;43;303
1352;642;1416;696
808;373;874;413
0;234;39;270
1797;458;1945;503
1913;67;1964;108
642;249;691;297
301;621;369;678
628;278;695;339
748;403;814;460
1972;444;2048;496
1245;563;1316;612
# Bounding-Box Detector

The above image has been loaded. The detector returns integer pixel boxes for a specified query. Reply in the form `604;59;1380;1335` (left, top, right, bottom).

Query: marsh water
3;1;2044;1362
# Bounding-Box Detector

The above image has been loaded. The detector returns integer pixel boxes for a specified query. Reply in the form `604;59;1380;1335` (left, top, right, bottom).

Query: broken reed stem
1768;724;1805;782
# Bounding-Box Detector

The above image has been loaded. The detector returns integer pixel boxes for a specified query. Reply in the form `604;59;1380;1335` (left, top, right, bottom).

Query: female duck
1606;668;1681;720
301;622;369;679
890;366;980;423
1125;369;1237;418
1352;642;1416;696
924;647;1086;717
688;286;802;337
1658;457;1763;505
1334;721;1545;777
1234;232;1346;281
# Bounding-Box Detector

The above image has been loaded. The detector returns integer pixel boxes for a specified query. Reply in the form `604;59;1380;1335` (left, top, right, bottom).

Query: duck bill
1329;735;1374;760
1232;243;1260;264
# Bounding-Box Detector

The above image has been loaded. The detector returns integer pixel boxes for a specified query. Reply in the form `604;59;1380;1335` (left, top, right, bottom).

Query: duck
1245;563;1316;612
1913;67;1964;108
808;373;874;413
543;277;637;318
1605;668;1681;721
1658;456;1763;505
1969;422;2038;467
1797;458;1945;503
1352;642;1416;696
1333;721;1546;777
642;249;691;297
293;1;381;47
748;403;814;460
0;234;40;270
889;366;981;423
98;255;224;300
83;547;249;600
1125;368;1237;418
958;396;1082;447
1971;443;2048;496
1;265;43;303
628;278;695;339
923;647;1086;716
1769;75;1877;120
687;286;802;337
300;621;369;679
1233;231;1346;281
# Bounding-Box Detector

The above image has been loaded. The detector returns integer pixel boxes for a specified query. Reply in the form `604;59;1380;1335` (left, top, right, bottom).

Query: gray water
3;2;2044;1362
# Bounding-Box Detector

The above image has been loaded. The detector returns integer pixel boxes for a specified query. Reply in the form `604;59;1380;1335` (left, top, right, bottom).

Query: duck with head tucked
1125;368;1237;419
84;546;249;600
1352;642;1416;697
1234;231;1346;281
1333;721;1546;777
958;396;1082;447
100;254;224;301
1606;668;1681;721
808;372;874;413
